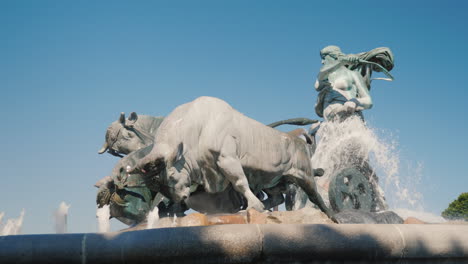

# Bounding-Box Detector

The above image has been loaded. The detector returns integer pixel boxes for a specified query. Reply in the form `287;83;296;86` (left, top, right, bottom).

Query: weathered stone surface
207;214;247;225
122;213;211;229
266;207;334;224
179;213;209;227
445;220;468;225
374;211;404;224
404;217;426;224
3;223;468;263
122;208;333;231
334;209;404;224
154;216;179;228
261;224;468;263
247;209;267;224
123;208;433;232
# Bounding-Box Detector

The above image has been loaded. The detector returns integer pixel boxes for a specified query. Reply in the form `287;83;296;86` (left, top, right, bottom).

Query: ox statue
98;112;164;157
131;96;335;219
96;145;189;225
96;113;188;223
96;145;155;225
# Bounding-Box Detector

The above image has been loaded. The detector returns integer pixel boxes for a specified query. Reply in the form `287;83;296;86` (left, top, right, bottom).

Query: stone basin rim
1;223;467;263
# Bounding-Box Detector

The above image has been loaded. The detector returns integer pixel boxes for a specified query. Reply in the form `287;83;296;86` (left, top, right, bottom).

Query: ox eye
167;176;177;186
122;132;133;140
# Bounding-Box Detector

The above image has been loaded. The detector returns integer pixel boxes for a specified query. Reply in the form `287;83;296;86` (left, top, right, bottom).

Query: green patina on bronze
96;113;187;225
314;45;394;214
96;45;397;226
315;45;394;121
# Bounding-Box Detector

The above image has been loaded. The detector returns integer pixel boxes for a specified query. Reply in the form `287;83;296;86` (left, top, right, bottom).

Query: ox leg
263;186;285;211
293;176;335;220
216;138;265;212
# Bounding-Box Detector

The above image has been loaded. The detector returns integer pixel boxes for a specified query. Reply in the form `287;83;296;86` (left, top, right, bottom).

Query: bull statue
96;112;245;224
96;145;155;225
130;96;335;219
96;113;188;224
98;112;164;157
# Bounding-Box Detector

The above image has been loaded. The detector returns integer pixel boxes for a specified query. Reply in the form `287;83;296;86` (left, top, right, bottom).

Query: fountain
54;202;70;234
146;207;159;229
0;210;24;236
96;205;110;233
0;46;467;263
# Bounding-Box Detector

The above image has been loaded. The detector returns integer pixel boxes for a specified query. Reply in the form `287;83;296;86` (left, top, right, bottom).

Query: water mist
312;116;424;213
54;202;70;234
146;207;159;229
96;205;110;233
0;209;25;236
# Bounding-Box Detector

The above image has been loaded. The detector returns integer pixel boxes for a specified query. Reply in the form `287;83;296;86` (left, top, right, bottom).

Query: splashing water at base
96;205;110;233
312;116;424;212
54;202;70;234
0;209;25;236
172;214;178;227
146;207;159;229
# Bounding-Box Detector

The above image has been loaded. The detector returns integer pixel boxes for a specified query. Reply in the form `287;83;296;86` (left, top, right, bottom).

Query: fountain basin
1;223;467;263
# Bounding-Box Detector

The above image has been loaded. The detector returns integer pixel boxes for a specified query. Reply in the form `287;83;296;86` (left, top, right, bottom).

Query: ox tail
267;118;319;128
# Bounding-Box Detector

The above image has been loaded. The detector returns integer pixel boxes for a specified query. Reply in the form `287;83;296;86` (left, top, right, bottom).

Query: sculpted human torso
315;49;373;122
323;66;371;121
328;67;356;98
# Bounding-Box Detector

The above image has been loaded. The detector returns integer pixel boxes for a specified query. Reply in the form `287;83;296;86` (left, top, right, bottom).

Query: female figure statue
314;45;394;122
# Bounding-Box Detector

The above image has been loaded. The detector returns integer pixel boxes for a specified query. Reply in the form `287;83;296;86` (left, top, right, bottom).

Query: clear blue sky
1;1;467;234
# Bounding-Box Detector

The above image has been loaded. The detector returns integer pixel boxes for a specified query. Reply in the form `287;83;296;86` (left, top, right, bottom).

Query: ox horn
98;141;109;154
119;112;125;125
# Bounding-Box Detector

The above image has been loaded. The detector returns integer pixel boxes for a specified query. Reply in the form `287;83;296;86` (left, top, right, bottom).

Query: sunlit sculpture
315;45;394;121
130;96;335;220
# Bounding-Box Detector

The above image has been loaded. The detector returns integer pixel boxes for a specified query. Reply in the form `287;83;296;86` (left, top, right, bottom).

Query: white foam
312;116;424;211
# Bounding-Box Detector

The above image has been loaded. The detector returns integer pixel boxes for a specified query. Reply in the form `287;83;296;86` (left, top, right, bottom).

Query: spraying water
96;205;110;233
54;202;70;234
172;214;178;227
0;209;25;236
312;116;424;212
146;207;159;229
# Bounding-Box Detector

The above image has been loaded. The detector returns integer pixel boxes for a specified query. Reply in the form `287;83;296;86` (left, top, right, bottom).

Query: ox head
130;143;191;204
95;172;153;226
98;112;149;157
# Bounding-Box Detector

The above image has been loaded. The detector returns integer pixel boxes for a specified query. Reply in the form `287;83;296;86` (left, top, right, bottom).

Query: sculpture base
124;208;334;231
2;223;468;263
122;207;443;232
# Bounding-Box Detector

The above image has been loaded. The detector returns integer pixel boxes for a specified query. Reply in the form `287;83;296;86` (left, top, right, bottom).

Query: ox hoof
247;203;265;213
330;214;339;223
